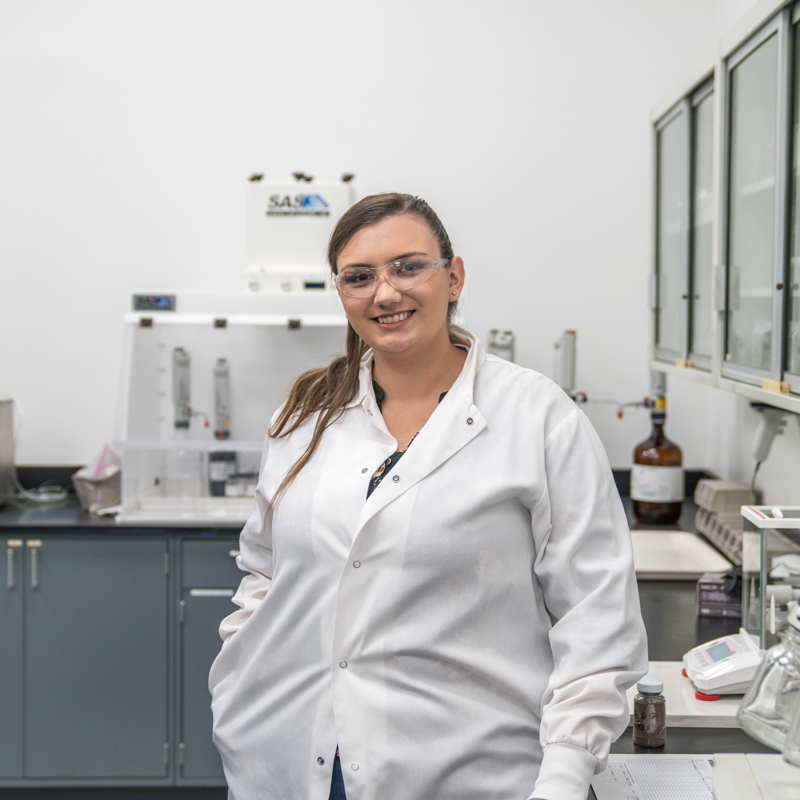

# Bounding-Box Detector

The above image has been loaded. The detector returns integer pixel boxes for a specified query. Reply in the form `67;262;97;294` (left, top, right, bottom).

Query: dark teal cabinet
178;539;241;784
23;537;169;780
0;534;170;785
0;529;240;788
0;538;23;778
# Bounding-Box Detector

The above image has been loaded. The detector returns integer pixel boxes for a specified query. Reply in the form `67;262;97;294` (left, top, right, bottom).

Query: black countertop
0;495;121;529
0;494;241;531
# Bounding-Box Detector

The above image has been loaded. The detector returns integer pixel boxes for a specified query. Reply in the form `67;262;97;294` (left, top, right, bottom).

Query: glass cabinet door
689;85;714;366
654;104;688;362
724;23;782;379
787;14;800;388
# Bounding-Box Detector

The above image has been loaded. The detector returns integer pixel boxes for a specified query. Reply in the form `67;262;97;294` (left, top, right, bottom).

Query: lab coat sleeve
218;434;275;643
529;407;648;800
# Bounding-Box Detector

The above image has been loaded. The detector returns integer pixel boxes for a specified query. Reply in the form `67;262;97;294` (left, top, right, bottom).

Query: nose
373;274;402;304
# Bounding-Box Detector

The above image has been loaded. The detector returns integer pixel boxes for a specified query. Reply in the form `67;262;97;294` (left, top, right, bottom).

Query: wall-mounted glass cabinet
653;79;715;372
650;0;800;413
722;15;785;383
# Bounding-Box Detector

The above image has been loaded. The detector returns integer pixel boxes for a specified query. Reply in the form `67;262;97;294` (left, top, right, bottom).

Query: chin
366;331;420;355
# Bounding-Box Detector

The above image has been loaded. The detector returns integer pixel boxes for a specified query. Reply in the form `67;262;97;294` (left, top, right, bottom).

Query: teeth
377;311;412;324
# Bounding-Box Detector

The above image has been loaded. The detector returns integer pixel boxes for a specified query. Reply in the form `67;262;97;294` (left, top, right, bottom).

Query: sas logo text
266;194;330;216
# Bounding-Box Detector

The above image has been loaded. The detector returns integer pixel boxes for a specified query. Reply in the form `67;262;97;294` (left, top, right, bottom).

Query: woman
210;193;648;800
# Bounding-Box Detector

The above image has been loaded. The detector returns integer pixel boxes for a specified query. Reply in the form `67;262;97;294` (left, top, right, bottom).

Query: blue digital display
133;294;176;312
707;641;734;662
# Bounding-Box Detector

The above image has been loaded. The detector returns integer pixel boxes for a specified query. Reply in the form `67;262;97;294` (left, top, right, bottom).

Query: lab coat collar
350;326;488;537
348;325;486;411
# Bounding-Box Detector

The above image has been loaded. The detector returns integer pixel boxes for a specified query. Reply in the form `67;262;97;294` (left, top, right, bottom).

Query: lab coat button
361;467;368;473
317;757;325;765
466;417;474;425
367;410;373;416
392;475;400;482
351;763;359;771
339;661;348;669
353;561;361;568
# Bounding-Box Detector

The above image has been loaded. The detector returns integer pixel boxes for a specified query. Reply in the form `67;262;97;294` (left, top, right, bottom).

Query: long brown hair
267;192;457;505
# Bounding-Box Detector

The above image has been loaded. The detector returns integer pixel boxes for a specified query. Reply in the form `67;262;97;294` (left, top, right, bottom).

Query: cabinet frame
688;78;715;372
650;0;800;414
652;99;691;365
783;2;800;393
721;10;789;386
650;63;717;379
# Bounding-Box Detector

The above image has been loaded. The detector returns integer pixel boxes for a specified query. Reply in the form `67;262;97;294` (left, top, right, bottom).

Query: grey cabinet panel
0;541;23;778
182;540;242;588
180;592;233;779
23;538;169;779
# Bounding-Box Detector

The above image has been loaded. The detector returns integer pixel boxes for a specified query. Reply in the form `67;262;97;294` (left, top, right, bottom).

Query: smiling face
335;214;465;360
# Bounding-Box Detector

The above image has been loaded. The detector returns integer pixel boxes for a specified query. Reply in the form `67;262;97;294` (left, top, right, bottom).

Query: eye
395;260;427;274
340;269;373;286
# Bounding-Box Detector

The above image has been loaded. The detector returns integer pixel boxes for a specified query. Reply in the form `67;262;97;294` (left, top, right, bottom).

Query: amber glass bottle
631;404;684;526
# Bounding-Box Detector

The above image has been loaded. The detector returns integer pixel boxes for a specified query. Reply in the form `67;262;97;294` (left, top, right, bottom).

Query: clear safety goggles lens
335;258;449;297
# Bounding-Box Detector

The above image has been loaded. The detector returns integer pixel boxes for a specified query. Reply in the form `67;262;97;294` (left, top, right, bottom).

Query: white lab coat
209;328;648;800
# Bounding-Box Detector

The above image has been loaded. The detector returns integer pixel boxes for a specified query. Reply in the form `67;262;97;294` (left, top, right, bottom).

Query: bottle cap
651;410;666;423
637;678;663;694
789;603;800;632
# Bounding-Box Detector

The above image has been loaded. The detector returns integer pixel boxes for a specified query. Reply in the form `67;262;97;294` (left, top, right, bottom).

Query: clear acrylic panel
789;23;800;375
726;34;778;371
656;112;687;355
690;92;714;360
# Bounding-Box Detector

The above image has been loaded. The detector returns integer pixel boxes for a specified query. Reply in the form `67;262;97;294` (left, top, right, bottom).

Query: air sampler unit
114;174;356;524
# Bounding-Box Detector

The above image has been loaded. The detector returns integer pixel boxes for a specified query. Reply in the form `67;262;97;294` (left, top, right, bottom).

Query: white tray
631;530;732;580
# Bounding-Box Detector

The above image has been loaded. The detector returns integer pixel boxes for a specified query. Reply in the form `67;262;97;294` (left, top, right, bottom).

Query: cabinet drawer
181;540;243;588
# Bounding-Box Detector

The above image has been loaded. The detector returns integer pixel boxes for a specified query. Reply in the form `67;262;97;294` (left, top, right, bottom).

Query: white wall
6;0;793;501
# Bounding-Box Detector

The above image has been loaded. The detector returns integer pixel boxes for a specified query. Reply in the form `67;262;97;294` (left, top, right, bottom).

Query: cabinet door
688;84;715;367
0;539;23;778
724;18;786;380
23;537;169;779
786;12;800;390
180;590;234;780
654;102;689;362
179;539;240;782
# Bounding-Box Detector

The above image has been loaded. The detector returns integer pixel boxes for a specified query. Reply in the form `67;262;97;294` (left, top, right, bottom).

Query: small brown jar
633;678;666;747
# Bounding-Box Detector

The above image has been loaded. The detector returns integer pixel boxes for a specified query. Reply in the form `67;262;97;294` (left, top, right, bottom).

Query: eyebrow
341;251;429;270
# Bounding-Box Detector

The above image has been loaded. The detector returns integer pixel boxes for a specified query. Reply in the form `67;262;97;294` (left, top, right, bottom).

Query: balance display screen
707;641;734;662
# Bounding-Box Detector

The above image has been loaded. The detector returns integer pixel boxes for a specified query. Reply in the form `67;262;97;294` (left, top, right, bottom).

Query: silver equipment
487;330;515;362
213;358;231;440
172;347;191;430
554;330;576;395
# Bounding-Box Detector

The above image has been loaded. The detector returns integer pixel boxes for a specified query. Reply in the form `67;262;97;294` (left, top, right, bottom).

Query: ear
448;256;465;301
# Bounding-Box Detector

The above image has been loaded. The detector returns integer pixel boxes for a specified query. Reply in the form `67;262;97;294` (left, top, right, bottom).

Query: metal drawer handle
6;540;22;590
7;548;14;590
189;589;235;597
30;548;39;589
229;550;240;558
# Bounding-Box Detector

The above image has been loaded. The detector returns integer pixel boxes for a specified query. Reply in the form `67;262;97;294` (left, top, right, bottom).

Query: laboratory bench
0;471;773;798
